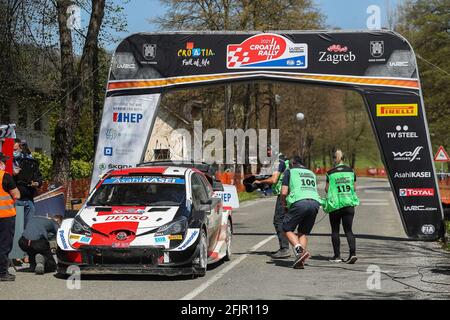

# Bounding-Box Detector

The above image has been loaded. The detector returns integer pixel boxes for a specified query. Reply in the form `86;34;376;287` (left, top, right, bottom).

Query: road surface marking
180;235;276;300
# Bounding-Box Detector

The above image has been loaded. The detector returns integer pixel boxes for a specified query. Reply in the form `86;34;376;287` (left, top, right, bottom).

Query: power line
26;58;109;133
417;54;450;77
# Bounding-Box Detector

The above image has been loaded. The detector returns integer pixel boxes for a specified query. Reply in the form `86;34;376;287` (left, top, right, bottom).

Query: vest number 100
301;179;316;187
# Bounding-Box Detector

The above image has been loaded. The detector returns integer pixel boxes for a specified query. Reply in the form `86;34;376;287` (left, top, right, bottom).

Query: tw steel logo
399;188;434;197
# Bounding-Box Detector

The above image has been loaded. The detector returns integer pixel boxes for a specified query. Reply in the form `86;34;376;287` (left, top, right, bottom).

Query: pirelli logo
376;104;418;117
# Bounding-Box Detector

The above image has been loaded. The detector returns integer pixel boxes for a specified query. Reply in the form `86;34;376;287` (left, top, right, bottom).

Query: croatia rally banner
91;94;160;190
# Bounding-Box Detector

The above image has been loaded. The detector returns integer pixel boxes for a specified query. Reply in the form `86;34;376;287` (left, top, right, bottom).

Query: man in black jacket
13;139;43;227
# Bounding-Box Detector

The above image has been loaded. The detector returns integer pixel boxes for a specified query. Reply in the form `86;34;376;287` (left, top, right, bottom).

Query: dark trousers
18;236;56;272
274;196;289;250
0;216;15;275
329;206;356;258
15;200;35;227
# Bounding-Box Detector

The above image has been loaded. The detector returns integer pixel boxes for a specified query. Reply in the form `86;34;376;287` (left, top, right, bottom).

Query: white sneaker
329;257;343;263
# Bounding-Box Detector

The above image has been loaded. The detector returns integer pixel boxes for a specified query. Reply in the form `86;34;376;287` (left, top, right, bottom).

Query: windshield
87;176;186;206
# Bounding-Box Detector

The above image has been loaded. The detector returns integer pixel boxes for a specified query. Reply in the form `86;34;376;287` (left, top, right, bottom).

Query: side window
191;174;208;205
199;174;213;198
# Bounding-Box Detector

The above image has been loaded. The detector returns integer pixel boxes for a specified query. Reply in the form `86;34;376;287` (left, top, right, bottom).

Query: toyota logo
116;232;128;241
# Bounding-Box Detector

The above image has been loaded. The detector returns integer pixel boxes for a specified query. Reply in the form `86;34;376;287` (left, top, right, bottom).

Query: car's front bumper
57;244;200;276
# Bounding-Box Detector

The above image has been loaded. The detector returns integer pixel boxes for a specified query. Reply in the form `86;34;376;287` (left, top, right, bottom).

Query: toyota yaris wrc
56;165;232;276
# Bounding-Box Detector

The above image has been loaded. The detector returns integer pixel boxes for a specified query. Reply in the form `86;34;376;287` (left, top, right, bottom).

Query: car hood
77;206;180;234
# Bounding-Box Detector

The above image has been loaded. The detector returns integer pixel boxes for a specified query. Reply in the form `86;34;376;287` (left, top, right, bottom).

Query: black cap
0;153;10;162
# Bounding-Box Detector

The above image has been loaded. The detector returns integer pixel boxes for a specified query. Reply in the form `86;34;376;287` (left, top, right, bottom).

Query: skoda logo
116;232;128;241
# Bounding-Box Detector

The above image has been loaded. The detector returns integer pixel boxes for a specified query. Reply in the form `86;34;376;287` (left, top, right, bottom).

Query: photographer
18;215;62;275
254;147;291;259
13;139;43;227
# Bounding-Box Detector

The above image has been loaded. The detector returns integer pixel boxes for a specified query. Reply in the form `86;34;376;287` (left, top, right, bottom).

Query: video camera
243;175;272;193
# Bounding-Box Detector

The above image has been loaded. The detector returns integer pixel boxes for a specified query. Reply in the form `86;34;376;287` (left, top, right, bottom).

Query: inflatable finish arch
93;31;444;240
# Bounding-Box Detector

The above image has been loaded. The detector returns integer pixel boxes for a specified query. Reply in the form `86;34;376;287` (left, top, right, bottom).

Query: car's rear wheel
224;219;232;261
195;229;208;277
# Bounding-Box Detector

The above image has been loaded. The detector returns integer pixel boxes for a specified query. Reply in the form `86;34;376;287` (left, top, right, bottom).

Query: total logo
319;44;356;65
386;125;418;139
394;171;431;179
392;146;423;162
227;33;308;69
178;42;215;58
113;112;143;123
399;188;434;197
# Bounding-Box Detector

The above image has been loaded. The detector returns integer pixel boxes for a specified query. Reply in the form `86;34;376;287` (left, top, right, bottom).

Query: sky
101;0;400;50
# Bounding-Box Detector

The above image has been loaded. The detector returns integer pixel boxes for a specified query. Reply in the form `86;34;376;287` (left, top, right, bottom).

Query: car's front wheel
194;229;208;277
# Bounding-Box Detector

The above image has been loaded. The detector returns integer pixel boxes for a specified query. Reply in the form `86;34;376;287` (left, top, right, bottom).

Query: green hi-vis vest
272;160;289;196
286;167;321;208
323;165;360;213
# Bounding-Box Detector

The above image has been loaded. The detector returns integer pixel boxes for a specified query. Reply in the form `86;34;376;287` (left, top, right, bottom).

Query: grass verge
238;191;261;202
444;220;450;251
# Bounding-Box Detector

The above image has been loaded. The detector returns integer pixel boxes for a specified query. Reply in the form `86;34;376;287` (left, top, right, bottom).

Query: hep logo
113;113;143;123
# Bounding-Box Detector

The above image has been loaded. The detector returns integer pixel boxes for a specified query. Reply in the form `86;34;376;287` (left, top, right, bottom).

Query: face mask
13;151;21;158
0;163;5;171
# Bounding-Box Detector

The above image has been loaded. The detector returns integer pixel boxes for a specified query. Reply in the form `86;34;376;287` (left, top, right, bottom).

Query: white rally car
56;163;232;276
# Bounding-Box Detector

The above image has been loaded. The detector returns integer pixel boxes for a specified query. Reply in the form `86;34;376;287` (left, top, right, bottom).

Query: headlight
71;216;92;236
155;217;188;236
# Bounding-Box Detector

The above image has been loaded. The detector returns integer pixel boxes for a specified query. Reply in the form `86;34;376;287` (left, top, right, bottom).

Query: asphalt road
2;177;449;300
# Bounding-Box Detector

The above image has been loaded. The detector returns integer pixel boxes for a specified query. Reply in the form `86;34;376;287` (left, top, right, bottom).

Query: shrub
32;152;92;180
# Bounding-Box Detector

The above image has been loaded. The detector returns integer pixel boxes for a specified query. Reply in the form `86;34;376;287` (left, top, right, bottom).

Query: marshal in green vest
323;165;360;213
286;167;321;208
272;160;289;196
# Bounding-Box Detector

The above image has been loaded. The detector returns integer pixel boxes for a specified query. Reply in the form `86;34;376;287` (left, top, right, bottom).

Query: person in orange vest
0;152;21;281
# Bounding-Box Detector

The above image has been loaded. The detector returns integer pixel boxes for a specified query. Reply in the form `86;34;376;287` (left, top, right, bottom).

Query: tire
195;229;208;277
224;219;232;261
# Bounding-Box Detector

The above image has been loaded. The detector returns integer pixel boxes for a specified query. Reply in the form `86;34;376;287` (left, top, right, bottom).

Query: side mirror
212;180;224;192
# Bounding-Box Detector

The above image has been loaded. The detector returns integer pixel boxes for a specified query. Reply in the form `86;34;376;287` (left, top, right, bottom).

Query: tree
52;0;106;184
396;0;450;169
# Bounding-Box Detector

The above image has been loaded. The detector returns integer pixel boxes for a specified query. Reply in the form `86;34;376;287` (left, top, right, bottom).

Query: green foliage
396;0;450;162
32;152;92;180
70;160;93;179
32;152;53;181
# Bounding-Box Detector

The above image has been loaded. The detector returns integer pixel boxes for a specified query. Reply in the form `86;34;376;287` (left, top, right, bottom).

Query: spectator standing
13;139;43;227
0;152;21;281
